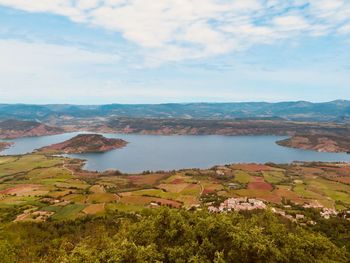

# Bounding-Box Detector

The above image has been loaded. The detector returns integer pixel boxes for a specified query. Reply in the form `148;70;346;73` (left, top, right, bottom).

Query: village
207;197;349;224
208;197;266;213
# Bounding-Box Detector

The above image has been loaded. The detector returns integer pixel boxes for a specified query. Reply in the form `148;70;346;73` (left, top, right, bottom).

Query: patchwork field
0;153;349;222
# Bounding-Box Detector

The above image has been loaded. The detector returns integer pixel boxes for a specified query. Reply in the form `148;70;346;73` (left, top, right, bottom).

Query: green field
50;204;86;220
0;154;349;223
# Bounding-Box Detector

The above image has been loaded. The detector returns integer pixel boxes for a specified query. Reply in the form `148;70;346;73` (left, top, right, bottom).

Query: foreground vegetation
0;153;350;262
0;208;349;263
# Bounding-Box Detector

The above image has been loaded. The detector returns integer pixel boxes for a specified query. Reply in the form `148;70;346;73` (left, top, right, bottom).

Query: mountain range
0;100;349;122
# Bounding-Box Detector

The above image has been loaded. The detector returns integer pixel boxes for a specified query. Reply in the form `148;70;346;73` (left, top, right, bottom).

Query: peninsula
277;134;350;153
0;141;13;152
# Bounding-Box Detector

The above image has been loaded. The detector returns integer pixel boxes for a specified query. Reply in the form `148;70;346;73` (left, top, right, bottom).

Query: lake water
1;132;349;173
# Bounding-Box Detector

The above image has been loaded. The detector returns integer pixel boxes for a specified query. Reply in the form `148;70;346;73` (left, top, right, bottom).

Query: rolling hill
0;119;64;139
0;100;349;122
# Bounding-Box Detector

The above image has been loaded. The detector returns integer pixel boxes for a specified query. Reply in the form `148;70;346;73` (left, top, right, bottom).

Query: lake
1;132;349;173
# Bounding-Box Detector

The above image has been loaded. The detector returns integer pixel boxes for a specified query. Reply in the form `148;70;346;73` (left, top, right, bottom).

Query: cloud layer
1;0;349;63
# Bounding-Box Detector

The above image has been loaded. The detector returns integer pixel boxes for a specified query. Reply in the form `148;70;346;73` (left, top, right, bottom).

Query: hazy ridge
0;100;349;122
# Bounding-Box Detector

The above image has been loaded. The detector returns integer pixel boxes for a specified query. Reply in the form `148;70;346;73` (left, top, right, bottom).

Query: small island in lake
277;134;350;153
38;134;128;154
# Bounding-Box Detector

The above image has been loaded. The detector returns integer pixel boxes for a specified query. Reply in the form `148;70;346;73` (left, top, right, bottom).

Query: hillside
0;100;350;122
86;118;350;137
38;134;127;153
0;119;64;139
277;135;350;153
1;209;348;263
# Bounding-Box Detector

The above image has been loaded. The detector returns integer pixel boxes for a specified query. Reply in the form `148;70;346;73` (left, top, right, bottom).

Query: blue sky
0;0;349;104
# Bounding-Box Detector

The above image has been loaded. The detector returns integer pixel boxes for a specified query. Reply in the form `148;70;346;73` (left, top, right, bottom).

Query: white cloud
338;24;350;34
0;0;349;63
76;0;100;11
273;16;310;31
0;38;349;104
0;39;122;102
0;39;119;71
309;0;344;18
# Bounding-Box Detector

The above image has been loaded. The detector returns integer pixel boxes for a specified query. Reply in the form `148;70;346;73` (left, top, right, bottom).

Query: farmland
0;153;349;223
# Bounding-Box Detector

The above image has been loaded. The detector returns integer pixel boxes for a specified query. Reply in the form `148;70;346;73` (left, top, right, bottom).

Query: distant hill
0;119;64;139
96;118;350;138
0;100;349;122
38;134;127;154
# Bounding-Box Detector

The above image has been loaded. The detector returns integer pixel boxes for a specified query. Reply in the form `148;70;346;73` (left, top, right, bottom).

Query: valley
0;154;349;222
2;0;350;259
1;109;350;261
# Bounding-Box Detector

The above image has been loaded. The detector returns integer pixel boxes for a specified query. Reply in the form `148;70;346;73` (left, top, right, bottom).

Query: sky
0;0;349;104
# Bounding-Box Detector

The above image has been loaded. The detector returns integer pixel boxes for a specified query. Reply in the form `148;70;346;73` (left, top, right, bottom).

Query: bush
0;208;348;262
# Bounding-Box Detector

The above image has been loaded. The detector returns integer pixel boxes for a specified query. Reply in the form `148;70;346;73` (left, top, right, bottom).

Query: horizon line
0;99;349;106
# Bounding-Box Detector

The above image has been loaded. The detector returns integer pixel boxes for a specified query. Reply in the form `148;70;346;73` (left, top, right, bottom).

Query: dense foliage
0;208;348;263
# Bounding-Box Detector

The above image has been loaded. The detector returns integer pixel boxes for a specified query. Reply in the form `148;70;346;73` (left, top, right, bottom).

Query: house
296;214;305;220
208;206;219;213
320;208;337;219
215;170;225;176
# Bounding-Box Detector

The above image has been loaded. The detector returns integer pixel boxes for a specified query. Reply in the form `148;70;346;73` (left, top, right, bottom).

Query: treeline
0;209;349;263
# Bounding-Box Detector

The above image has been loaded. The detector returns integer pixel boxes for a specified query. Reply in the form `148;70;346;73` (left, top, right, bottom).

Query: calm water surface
1;132;349;173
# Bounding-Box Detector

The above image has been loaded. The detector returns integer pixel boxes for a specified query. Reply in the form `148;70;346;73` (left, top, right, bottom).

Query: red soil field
248;182;273;191
259;194;281;204
273;188;304;204
127;174;166;185
248;177;273;190
332;177;350;184
252;176;265;182
171;178;185;184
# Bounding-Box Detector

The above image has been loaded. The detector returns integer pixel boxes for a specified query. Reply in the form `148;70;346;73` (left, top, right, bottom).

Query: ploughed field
0;153;349;222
